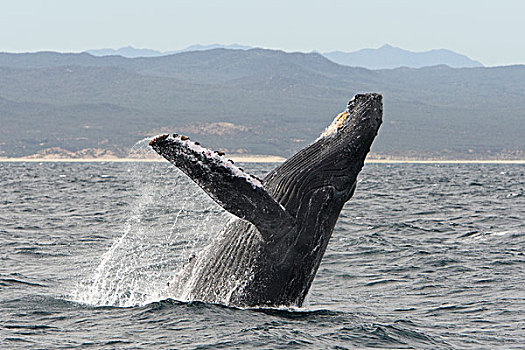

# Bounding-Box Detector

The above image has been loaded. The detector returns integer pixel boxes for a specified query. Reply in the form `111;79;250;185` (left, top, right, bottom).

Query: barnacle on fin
149;134;169;146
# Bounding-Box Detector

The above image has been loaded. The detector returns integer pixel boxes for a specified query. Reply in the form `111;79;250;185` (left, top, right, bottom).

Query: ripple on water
0;162;524;348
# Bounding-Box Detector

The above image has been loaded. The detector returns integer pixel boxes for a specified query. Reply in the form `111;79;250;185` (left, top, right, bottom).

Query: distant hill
83;44;483;69
86;46;169;58
324;44;483;69
85;44;251;58
0;49;523;160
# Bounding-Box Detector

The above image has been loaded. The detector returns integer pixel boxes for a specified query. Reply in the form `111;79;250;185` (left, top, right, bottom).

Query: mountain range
85;44;483;70
0;48;523;160
323;44;483;69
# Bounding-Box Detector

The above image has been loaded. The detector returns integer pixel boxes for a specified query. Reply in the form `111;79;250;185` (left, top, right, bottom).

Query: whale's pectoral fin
150;134;295;240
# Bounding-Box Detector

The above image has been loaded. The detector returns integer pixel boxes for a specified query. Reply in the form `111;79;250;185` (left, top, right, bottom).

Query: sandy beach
0;155;287;163
1;156;524;164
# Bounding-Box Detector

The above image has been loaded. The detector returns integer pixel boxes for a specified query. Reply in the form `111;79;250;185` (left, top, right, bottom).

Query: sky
1;0;524;66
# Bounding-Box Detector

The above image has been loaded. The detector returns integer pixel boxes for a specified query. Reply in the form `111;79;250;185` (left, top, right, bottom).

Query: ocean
1;161;523;349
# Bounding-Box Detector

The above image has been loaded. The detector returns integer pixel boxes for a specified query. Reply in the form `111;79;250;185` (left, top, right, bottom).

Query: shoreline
0;155;287;163
364;159;525;164
1;157;524;164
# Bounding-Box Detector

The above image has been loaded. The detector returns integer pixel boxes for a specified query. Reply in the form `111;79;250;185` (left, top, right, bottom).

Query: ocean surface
1;160;524;349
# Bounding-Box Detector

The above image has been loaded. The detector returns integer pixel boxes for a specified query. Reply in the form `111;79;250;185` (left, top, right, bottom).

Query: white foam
68;151;229;307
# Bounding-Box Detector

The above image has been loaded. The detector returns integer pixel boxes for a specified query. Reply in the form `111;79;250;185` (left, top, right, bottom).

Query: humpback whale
150;93;382;307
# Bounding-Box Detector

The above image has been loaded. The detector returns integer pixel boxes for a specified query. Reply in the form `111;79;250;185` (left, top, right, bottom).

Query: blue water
1;161;524;349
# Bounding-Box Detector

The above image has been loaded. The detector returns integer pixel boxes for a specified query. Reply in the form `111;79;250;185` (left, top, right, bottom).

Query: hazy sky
1;0;524;66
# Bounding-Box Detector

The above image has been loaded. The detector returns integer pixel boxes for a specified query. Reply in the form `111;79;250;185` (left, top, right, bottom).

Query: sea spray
70;138;229;307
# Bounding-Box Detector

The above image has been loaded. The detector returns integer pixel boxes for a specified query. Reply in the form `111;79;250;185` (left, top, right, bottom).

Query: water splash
70;139;228;307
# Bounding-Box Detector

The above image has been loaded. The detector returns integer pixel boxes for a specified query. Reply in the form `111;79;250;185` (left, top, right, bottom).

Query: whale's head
260;93;382;305
315;92;382;195
264;93;383;214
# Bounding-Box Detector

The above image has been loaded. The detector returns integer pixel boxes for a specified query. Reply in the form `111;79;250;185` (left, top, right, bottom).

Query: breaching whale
149;93;382;307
